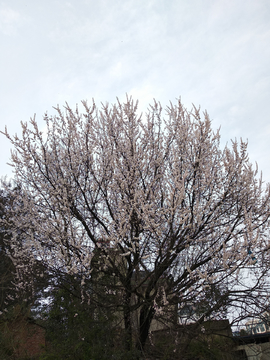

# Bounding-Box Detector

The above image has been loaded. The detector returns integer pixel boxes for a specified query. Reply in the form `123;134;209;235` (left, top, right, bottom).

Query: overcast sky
1;0;270;182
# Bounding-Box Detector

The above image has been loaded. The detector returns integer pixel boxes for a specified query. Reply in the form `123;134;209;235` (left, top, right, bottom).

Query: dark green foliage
0;185;51;319
39;279;123;360
0;321;14;360
143;321;236;360
0;188;16;314
183;335;236;360
0;187;47;359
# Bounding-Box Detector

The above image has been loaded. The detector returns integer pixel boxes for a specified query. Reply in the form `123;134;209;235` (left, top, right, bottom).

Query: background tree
0;186;49;316
38;275;128;360
0;187;50;359
1;97;270;354
0;189;16;315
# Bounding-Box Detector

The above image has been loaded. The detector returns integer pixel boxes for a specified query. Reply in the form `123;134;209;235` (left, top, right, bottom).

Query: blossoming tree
1;97;270;352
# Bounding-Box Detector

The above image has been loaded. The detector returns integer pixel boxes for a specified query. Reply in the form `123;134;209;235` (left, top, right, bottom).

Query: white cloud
110;62;123;78
0;0;270;182
0;6;22;35
128;84;162;114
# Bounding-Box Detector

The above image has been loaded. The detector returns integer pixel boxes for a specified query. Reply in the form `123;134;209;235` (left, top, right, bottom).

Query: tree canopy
1;97;270;354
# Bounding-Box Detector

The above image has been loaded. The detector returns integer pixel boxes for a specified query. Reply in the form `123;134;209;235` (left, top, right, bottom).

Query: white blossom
1;97;270;350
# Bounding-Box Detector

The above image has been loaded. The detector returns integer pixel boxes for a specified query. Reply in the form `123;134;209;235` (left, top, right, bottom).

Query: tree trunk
123;292;133;351
137;304;155;351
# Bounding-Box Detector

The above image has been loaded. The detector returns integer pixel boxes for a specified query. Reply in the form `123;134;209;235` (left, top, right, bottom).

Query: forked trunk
136;304;155;351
